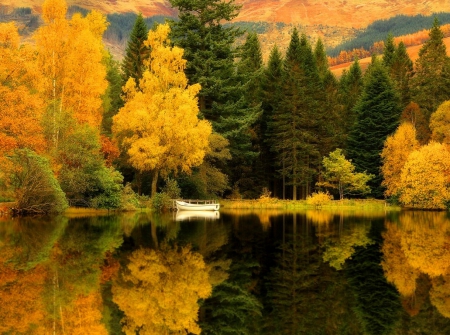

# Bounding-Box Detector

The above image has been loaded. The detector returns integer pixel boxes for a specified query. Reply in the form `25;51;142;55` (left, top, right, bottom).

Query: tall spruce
169;0;260;196
382;34;396;69
262;45;284;198
269;29;325;200
338;59;363;147
412;17;450;120
121;13;150;86
346;57;401;198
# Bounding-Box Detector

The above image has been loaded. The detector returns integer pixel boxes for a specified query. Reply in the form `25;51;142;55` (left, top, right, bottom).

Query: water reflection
2;210;450;333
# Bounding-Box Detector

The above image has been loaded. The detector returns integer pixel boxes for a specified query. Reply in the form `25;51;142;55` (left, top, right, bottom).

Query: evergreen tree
346;57;401;198
412;17;450;120
314;38;330;81
121;13;150;86
102;52;124;136
382;34;396;69
338;59;363;147
169;0;260;196
262;45;284;198
391;41;413;109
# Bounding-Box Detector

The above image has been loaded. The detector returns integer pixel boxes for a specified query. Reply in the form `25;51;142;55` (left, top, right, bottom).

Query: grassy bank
220;199;400;210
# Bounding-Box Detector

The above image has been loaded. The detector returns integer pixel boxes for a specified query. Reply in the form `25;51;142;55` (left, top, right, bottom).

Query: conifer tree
262;45;284;197
382;34;396;69
338;59;363;147
169;0;260;195
347;57;401;198
412;17;450;120
121;13;150;86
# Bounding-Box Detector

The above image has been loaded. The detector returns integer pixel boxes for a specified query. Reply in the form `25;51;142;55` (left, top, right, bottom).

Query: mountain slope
2;0;448;28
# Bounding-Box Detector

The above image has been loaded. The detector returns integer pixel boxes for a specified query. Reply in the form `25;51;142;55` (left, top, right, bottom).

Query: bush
9;149;68;214
162;178;181;199
119;183;141;211
306;192;333;207
151;192;171;212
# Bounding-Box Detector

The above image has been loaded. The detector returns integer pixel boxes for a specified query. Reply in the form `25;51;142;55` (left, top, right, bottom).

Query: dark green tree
262;46;284;198
121;13;150;86
338;59;363;148
169;0;260;196
390;41;414;109
346;57;401;198
412;17;450;120
382;34;396;69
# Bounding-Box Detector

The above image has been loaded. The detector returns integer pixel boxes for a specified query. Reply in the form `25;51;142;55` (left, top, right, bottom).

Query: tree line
2;0;450;211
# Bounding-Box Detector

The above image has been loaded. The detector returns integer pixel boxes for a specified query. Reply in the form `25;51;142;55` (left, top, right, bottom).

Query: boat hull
176;201;220;211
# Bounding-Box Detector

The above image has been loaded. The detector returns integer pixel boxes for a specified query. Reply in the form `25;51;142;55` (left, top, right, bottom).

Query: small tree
318;149;373;200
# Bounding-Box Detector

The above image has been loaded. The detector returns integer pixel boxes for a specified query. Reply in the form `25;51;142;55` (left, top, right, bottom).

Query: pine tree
347;57;401;198
412;17;450;120
262;45;284;198
121;13;150;86
382;34;396;69
338;59;363;147
169;0;260;196
391;41;413;109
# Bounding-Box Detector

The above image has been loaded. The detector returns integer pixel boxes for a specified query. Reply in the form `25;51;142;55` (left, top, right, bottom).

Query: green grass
220;199;400;210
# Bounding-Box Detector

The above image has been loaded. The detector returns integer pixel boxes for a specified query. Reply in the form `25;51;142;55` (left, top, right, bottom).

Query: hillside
330;36;450;77
1;0;448;28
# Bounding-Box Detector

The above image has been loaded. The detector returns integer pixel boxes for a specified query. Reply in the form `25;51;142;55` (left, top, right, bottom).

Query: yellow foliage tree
112;245;212;335
430;275;450;318
399;142;450;209
381;122;420;197
0;22;45;156
34;0;108;139
430;100;450;144
113;23;212;196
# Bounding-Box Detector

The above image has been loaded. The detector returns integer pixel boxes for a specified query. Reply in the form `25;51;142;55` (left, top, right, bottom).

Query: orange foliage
100;251;120;283
0;22;46;156
100;135;120;167
34;0;108;130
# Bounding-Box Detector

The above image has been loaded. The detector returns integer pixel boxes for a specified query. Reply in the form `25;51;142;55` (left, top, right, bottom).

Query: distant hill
1;0;448;29
330;37;450;78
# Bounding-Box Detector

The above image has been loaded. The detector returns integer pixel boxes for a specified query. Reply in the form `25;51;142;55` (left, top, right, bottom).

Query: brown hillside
1;0;448;28
330;36;450;77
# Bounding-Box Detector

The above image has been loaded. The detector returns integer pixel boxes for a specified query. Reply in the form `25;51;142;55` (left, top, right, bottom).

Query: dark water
1;209;450;334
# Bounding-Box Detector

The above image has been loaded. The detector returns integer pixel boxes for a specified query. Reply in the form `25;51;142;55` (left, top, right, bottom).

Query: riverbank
219;199;400;210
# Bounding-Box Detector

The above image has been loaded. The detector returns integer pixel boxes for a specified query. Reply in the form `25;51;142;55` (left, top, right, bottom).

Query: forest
2;0;450;212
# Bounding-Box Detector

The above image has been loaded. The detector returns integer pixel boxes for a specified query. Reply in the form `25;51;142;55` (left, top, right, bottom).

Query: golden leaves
113;23;212;177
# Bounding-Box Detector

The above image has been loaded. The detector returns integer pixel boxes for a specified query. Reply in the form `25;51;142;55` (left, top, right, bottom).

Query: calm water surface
1;209;450;334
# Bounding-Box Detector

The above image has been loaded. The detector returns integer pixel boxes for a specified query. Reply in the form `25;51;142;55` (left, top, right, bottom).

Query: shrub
119;183;141;211
162;178;181;199
9;149;68;214
306;192;333;207
151;192;171;212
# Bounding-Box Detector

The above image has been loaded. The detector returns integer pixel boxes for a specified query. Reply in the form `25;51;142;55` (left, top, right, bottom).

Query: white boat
176;210;220;221
176;200;220;211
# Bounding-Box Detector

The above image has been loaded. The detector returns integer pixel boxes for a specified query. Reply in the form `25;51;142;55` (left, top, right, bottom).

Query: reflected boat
175;210;220;221
176;200;220;211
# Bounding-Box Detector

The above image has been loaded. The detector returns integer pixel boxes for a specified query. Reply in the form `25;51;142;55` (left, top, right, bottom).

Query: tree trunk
151;170;159;197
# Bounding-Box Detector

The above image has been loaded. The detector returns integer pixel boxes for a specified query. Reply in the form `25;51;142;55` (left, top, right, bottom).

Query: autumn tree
430;100;450;144
34;0;108;135
346;57;402;198
318;149;373;200
113;24;212;196
412;17;450;121
0;22;45;157
112;245;212;334
381;122;420;198
399;142;450;209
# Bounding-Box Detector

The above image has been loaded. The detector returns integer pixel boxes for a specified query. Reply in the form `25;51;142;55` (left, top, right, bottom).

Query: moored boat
176;200;220;211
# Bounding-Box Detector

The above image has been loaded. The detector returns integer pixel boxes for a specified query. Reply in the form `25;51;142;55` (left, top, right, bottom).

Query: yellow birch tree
430;100;450;144
34;0;108;138
399;142;450;209
381;122;420;197
112;23;212;196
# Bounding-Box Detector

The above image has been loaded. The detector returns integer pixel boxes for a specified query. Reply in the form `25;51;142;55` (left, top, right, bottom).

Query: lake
1;209;450;334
